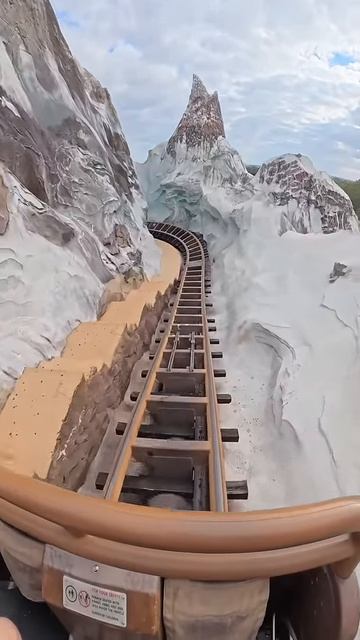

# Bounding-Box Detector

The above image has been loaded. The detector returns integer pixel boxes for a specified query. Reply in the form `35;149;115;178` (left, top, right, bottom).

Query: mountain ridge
247;164;360;219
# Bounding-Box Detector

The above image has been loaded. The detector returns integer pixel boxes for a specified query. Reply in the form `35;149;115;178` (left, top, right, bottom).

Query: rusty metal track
89;222;244;513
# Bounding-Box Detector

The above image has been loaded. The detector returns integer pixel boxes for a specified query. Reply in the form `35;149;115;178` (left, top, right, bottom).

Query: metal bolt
92;565;100;573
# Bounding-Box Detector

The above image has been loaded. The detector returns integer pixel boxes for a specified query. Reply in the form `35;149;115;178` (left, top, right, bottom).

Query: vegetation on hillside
333;178;360;219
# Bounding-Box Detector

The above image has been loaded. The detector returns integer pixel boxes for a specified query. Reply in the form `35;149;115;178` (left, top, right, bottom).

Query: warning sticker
63;576;127;628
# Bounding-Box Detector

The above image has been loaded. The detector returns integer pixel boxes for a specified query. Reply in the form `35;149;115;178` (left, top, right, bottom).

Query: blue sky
56;9;80;29
53;0;360;179
330;52;356;67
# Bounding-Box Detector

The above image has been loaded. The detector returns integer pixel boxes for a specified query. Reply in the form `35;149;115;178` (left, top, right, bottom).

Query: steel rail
103;222;227;509
104;229;190;501
149;223;228;511
200;239;228;512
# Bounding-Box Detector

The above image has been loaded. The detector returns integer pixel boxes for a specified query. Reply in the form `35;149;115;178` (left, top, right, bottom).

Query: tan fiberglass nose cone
0;618;22;640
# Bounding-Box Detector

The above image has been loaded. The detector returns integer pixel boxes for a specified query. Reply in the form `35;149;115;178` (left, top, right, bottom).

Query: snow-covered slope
215;204;360;508
0;0;159;405
138;74;360;512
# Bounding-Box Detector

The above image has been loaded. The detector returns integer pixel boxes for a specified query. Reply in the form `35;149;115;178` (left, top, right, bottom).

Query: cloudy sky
52;0;360;178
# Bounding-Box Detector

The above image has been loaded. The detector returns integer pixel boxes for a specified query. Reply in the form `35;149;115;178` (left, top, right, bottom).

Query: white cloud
52;0;360;177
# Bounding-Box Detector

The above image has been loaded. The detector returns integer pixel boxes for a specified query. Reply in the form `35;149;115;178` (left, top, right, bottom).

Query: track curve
90;221;234;513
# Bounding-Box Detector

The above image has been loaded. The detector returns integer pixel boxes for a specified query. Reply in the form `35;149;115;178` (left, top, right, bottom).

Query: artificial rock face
255;154;359;234
0;0;158;404
0;0;150;273
167;74;226;156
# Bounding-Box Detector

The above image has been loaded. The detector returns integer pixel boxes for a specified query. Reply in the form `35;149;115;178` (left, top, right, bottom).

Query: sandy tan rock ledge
0;240;181;485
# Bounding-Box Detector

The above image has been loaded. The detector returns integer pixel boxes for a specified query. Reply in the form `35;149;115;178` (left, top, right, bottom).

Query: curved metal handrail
0;437;359;579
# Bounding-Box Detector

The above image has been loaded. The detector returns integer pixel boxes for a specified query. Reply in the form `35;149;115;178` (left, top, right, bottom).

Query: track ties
91;222;248;513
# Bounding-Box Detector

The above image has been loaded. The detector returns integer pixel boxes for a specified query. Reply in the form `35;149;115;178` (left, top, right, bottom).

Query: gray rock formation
137;75;252;234
329;262;351;283
167;74;225;156
255;154;359;234
0;177;9;235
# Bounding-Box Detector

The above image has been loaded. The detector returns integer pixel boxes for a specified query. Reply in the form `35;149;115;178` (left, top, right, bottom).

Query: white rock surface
0;0;160;405
215;207;360;509
0;164;103;407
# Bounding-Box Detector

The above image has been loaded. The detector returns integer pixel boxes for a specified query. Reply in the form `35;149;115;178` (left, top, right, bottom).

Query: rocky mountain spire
189;74;209;102
167;74;226;156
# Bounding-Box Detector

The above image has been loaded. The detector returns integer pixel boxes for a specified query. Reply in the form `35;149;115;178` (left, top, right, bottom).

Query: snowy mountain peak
167;74;225;156
139;79;357;238
189;74;210;101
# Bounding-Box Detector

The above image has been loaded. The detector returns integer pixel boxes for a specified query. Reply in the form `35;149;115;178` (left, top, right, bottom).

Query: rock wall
0;0;159;404
0;0;139;225
255;154;359;234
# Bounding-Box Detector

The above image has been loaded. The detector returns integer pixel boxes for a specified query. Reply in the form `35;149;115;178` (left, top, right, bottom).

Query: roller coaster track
85;221;246;512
